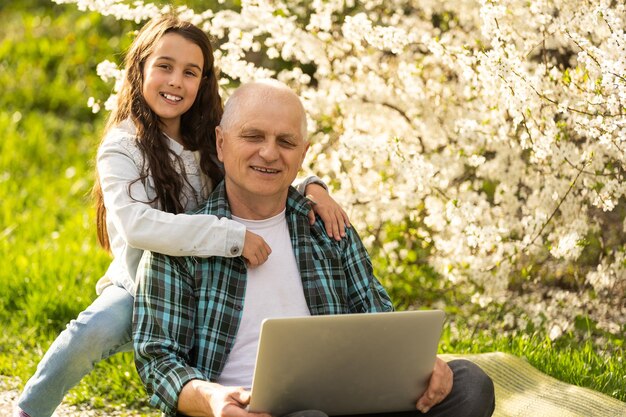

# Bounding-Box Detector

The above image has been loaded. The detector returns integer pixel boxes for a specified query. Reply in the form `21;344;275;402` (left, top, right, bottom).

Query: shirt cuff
224;218;246;257
150;365;207;416
295;175;328;195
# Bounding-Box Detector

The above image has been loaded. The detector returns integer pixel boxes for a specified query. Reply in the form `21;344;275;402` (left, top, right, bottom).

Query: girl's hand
305;183;351;241
243;230;271;267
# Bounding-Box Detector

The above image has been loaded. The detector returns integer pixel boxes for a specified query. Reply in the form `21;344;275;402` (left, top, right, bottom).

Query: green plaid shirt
133;181;393;416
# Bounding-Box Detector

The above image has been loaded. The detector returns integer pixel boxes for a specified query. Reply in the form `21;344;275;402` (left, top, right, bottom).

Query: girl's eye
185;71;198;77
157;64;171;70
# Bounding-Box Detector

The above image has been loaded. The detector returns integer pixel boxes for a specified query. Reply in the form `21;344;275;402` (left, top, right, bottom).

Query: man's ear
299;141;310;166
215;126;225;162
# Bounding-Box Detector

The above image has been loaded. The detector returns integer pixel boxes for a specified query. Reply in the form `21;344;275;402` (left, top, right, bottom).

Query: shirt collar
201;181;311;219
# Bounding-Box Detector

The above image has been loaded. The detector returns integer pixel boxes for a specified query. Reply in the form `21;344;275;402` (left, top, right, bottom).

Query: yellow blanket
441;352;626;417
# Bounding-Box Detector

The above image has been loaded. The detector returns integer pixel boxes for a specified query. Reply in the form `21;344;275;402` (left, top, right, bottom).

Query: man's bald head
220;79;308;139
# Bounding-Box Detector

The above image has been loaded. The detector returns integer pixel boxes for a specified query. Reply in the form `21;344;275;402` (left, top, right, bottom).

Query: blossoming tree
55;0;625;341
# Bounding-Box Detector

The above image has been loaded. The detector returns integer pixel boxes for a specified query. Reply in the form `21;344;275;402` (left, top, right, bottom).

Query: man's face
216;89;309;208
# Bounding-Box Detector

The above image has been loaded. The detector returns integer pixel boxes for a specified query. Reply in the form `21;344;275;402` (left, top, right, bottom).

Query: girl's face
142;32;204;142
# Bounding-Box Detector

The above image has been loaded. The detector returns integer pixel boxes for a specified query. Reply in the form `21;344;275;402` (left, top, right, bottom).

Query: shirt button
230;245;240;255
235;305;243;311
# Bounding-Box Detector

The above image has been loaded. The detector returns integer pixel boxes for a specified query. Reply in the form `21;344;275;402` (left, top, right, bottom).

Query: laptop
248;309;445;416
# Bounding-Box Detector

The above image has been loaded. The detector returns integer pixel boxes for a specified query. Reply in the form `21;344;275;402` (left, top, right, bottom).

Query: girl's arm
98;134;268;261
295;176;351;241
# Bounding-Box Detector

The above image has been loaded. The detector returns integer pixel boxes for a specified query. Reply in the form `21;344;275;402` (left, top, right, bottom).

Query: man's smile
251;166;281;174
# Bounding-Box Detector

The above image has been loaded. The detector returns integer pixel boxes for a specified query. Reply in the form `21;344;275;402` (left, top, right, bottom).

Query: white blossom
550;232;583;260
57;0;626;340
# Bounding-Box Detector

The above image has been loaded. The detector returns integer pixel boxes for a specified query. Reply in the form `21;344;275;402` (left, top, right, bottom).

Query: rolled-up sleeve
133;250;206;416
293;175;327;195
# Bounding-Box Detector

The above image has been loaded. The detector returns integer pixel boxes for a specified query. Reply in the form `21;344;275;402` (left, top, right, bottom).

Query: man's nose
258;140;279;161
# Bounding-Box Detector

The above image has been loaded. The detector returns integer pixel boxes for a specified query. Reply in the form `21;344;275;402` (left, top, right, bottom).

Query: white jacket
96;120;246;295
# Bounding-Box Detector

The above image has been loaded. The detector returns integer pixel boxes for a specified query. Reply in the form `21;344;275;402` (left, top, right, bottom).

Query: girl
16;15;349;417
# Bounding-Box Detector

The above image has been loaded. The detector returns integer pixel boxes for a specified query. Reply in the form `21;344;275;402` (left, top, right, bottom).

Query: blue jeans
18;285;133;417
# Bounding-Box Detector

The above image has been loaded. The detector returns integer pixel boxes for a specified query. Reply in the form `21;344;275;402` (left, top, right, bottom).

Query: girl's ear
215;126;225;162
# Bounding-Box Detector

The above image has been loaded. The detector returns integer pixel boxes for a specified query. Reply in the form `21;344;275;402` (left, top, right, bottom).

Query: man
133;80;495;417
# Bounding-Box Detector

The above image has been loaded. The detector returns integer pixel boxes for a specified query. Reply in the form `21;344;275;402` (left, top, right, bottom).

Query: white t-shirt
217;209;311;388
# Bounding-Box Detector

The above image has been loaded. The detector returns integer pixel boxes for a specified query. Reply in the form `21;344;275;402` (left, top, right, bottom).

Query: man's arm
133;250;206;415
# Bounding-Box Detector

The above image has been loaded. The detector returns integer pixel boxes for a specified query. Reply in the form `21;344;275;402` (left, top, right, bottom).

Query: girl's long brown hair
93;15;224;251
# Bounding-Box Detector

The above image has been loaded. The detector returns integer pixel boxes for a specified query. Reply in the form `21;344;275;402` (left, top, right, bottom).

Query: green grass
0;2;153;412
0;1;624;415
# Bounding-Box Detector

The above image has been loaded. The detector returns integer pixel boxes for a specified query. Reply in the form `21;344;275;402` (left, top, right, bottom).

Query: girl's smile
160;92;183;102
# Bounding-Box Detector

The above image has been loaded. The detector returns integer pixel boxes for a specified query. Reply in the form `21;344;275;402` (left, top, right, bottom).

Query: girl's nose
168;71;183;88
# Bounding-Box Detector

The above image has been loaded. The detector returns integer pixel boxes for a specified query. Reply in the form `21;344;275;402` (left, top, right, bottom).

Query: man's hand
415;357;453;414
178;380;272;417
242;230;271;267
305;183;351;241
